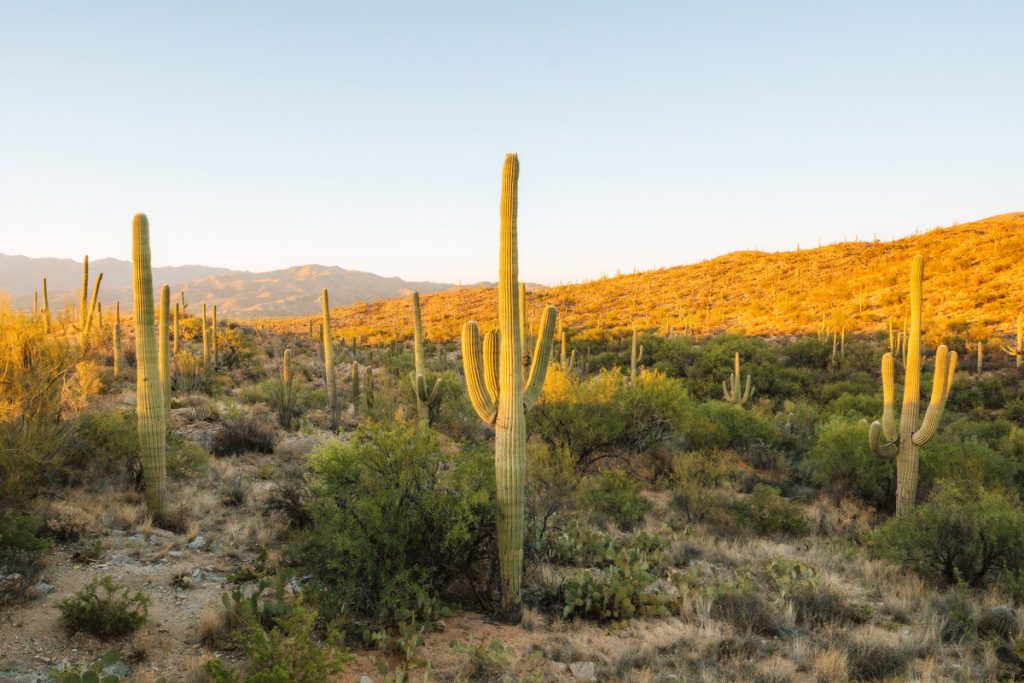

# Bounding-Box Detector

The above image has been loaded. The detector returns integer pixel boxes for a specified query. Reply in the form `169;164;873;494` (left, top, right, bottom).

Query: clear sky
1;2;1021;285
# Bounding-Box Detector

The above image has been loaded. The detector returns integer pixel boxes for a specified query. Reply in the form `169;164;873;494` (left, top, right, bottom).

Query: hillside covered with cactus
276;212;1024;345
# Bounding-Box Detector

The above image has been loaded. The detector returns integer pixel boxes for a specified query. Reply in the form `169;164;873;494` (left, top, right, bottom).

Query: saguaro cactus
967;340;983;374
411;291;442;424
460;154;557;622
364;365;374;409
81;272;103;343
173;303;180;354
80;255;89;322
212;305;219;367
869;255;956;515
42;278;50;334
629;327;644;382
132;214;167;516
321;289;337;420
113;301;122;378
159;285;172;424
1003;315;1023;369
722;352;754;405
202;304;210;367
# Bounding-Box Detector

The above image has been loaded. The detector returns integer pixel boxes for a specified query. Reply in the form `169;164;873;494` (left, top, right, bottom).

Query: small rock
187;535;208;550
570;661;596;681
151;528;174;538
32;582;54;596
359;677;374;683
168;551;184;558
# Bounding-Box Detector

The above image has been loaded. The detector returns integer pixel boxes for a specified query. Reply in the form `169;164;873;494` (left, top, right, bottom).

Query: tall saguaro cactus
42;278;50;333
212;305;219;367
132;214;167;516
202;304;210;367
869;255;956;515
321;289;337;421
461;154;557;622
722;352;754;405
159;285;172;424
967;340;983;374
81;272;103;343
1002;315;1023;369
411;292;442;424
173;303;180;354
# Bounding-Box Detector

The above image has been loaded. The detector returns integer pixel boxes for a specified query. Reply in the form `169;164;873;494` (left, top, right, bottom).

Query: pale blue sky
1;2;1021;284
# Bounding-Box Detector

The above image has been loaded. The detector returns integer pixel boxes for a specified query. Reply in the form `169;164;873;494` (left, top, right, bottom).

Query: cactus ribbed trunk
159;285;172;425
411;292;441;424
173;302;180;354
132;215;167;516
322;289;337;419
630;327;639;382
495;155;526;621
82;273;103;343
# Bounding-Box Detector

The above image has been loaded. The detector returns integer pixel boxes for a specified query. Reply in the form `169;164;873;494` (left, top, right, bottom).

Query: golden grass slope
268;213;1024;344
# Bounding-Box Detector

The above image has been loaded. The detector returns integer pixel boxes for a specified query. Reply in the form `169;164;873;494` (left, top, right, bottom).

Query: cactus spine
159;286;172;424
411;291;442;425
1002;315;1023;369
460;154;557;622
869;255;956;515
113;301;122;378
722;352;754;405
131;214;167;516
321;289;337;420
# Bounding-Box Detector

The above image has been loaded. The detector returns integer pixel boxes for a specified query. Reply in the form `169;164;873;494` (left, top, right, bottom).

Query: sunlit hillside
273;213;1024;344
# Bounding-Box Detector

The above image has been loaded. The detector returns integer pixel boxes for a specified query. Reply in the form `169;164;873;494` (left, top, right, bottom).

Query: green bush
553;553;672;623
617;370;690;454
671;451;734;523
587;469;652;531
0;511;49;593
212;414;279;456
871;482;1024;586
678;401;779;455
296;422;494;637
733;484;809;537
58;575;149;639
806;416;894;511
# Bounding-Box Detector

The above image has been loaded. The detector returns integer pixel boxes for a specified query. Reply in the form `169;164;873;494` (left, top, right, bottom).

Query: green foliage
554;553;671;623
587;469;652;531
212;414;280;456
677;401;779;455
206;598;347;683
807;416;895;510
671;451;735;523
58;575;149;639
871;482;1024;586
296;422;494;636
733;484;809;537
0;511;49;586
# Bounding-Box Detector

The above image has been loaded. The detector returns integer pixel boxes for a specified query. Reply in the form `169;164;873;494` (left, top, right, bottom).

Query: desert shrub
0;511;49;585
44;501;94;541
733;484;809;537
789;583;868;627
587;469;652;531
826;392;882;420
173;351;214;395
212;414;279;456
871;482;1024;586
843;637;916;681
921;433;1022;495
208;579;347;682
617;370;690;453
671;451;736;523
977;605;1020;640
525;441;582;555
678;401;779;455
296;422;495;637
0;306;88;505
65;409;140;484
58;574;150;639
806;416;894;511
530;369;629;468
427;370;487;442
710;582;783;636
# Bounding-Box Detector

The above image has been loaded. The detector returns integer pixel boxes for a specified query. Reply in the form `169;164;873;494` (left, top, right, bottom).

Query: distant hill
269;213;1024;344
0;255;459;317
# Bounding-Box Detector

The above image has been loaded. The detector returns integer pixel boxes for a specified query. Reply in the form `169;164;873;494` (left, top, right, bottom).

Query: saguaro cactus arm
462;321;498;424
483;330;500;403
912;346;956;446
523;305;557;410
